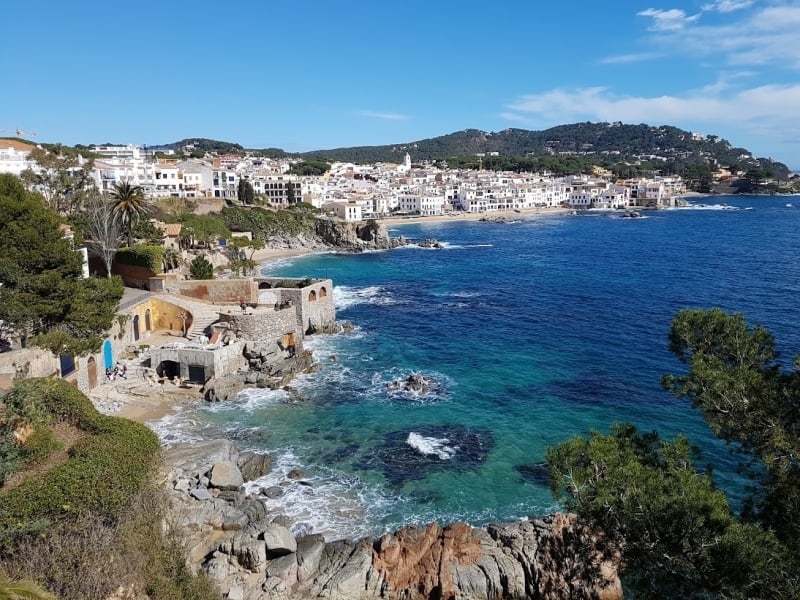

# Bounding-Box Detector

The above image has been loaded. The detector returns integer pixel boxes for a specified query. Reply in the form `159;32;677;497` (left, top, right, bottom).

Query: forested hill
298;123;789;177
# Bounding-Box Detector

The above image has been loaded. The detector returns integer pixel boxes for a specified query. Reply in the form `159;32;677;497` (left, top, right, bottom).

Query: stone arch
87;356;97;390
133;314;140;341
144;308;152;331
319;286;327;298
308;290;317;302
258;281;272;289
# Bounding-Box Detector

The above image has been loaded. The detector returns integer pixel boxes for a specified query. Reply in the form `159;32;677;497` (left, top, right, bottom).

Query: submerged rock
386;373;440;395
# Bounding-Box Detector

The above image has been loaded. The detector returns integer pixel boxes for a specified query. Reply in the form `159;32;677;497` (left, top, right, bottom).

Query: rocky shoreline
163;439;622;600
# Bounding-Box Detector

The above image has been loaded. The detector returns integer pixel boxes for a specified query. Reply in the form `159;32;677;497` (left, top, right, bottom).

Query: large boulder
262;524;297;557
209;461;244;491
237;451;273;482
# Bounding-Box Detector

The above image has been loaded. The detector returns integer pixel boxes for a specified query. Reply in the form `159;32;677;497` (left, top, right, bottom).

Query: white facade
0;140;37;176
327;201;362;221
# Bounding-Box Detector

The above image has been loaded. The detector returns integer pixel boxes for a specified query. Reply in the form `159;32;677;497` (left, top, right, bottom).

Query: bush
0;379;160;539
19;427;64;467
115;245;164;274
189;255;214;280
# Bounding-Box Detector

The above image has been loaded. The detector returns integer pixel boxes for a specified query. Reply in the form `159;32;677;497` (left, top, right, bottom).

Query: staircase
187;308;221;341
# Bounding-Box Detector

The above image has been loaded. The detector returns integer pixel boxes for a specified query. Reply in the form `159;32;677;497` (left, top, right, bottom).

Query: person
121;364;127;379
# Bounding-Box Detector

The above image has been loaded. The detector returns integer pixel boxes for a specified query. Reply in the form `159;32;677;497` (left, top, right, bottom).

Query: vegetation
218;205;318;243
547;309;800;598
0;174;124;356
189;255;214;280
114;245;164;274
0;379;216;599
19;147;96;217
299;123;789;185
237;178;256;205
110;181;151;247
287;159;331;176
174;212;230;248
75;190;124;277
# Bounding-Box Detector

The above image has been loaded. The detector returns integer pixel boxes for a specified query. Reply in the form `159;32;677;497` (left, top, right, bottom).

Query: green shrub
20;427;63;467
115;245;164;274
189;255;214;280
0;379;160;539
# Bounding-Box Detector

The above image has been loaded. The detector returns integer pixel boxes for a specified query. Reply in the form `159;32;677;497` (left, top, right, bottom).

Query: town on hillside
1;138;761;217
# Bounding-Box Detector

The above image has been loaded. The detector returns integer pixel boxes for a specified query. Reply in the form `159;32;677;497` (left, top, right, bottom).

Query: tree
189;255;213;280
285;180;297;205
79;190;124;277
111;181;150;247
162;247;182;273
177;213;230;248
227;236;264;276
237;179;255;205
546;308;800;598
0;174;124;356
547;424;796;598
19;146;96;216
663;308;800;550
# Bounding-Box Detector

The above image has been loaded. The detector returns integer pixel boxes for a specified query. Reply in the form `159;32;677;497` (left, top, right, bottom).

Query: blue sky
2;1;799;168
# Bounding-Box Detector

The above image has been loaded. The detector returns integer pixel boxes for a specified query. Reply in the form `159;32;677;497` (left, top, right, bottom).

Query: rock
261;486;284;499
286;469;305;480
386;373;438;394
226;531;267;573
209;461;244;491
262;524;297;557
203;374;247;401
189;487;213;501
295;535;326;583
237;451;273;482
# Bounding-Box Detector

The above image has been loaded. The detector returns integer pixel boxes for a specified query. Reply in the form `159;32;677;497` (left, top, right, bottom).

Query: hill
298;122;789;178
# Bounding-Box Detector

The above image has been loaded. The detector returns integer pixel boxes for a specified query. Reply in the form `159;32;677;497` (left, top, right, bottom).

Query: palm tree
110;181;149;247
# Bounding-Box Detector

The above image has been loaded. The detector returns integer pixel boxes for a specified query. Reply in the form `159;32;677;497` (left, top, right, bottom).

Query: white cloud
702;0;754;13
637;8;701;31
358;111;409;121
635;3;800;68
598;52;664;65
502;84;800;142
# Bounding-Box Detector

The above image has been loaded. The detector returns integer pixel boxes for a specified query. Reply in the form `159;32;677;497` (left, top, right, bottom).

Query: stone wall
218;309;302;351
167;279;258;305
149;341;247;383
112;263;158;289
0;348;59;391
259;278;335;334
128;298;193;338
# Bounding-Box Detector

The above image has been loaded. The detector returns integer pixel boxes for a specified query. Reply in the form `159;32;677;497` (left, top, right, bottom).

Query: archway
133;314;140;341
87;356;97;390
308;290;317;302
145;309;152;332
319;286;327;298
156;360;180;381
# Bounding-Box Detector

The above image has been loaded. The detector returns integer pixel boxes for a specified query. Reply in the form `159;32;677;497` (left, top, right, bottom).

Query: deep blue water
153;196;800;540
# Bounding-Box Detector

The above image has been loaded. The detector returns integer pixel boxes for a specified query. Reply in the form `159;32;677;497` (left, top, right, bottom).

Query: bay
152;196;800;540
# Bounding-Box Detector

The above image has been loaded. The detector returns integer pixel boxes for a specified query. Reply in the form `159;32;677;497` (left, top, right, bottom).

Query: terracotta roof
156;222;182;237
0;139;36;152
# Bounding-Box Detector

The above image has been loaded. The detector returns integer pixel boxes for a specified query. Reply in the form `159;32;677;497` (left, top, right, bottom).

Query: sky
2;1;800;169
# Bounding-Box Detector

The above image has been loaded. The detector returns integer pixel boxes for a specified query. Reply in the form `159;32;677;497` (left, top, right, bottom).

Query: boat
787;203;793;207
620;211;642;219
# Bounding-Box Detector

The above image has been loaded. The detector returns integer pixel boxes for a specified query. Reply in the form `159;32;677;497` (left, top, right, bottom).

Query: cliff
261;218;406;253
163;440;622;600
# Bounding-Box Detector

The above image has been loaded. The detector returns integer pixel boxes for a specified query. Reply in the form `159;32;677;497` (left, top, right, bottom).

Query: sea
151;195;800;541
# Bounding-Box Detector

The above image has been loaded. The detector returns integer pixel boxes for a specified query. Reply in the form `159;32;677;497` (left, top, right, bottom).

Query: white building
0;139;37;176
327;201;362;221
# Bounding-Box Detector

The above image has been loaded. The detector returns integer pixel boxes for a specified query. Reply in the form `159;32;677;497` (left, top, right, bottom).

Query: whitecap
334;285;394;310
406;432;457;460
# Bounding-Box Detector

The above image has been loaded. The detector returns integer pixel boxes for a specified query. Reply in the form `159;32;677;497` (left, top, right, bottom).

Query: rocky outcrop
162;440;622;600
314;218;406;252
386;373;440;395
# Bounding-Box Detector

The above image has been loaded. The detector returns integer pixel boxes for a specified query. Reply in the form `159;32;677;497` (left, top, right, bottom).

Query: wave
334;285;396;310
407;432;457;460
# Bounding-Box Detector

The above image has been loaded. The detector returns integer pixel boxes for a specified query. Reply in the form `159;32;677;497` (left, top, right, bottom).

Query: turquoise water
153;197;800;540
